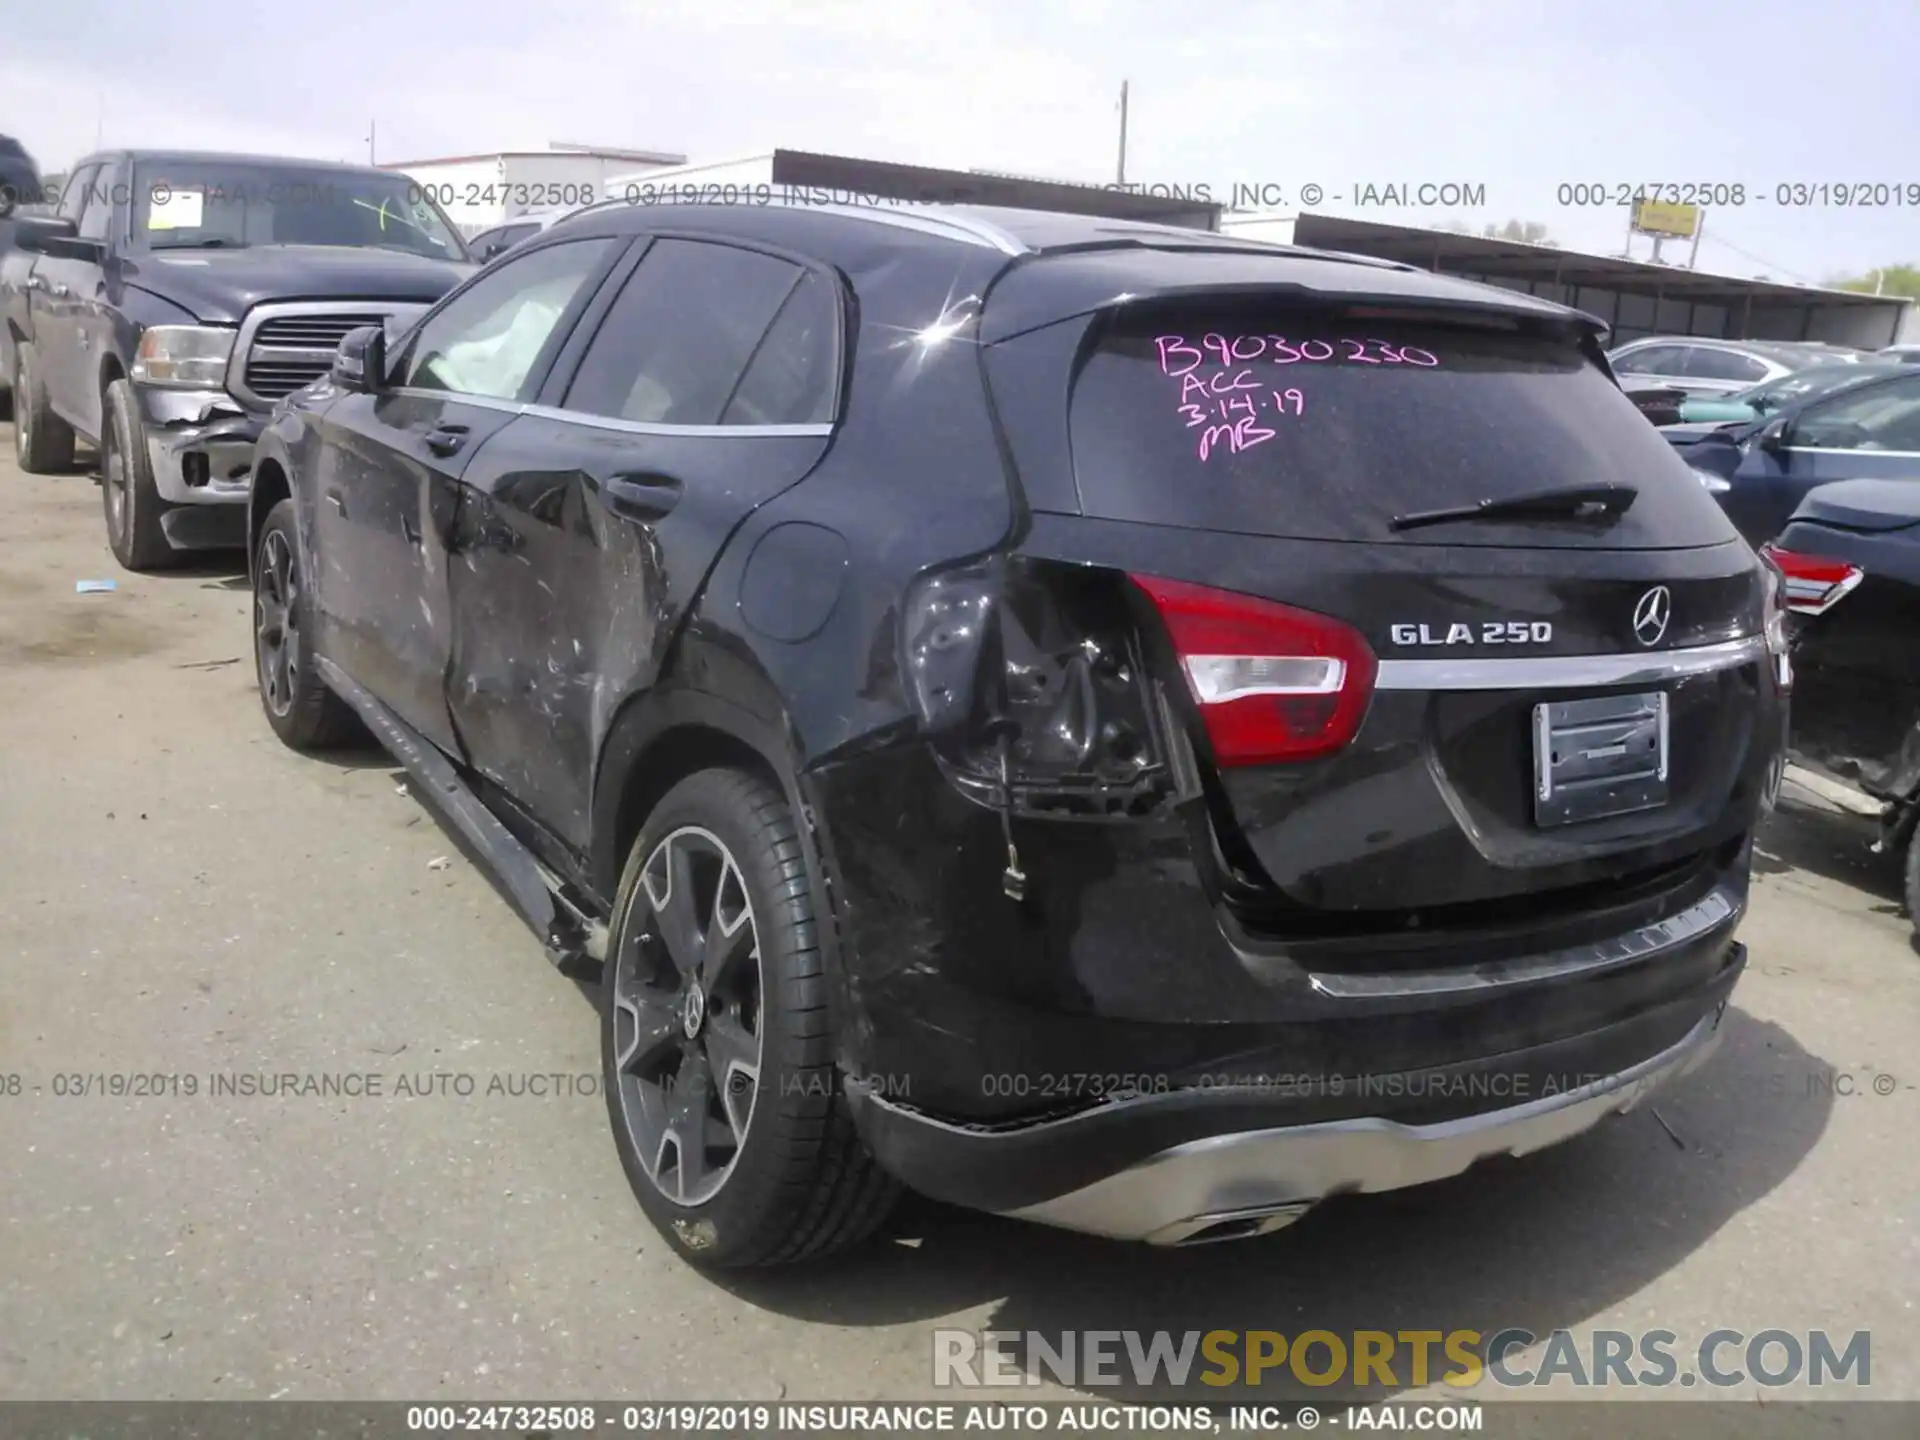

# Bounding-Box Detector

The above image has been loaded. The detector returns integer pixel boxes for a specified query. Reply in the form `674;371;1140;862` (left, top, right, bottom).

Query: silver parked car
1608;337;1863;398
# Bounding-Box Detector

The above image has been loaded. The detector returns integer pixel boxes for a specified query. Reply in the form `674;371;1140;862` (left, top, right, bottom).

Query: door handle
601;474;682;520
49;283;72;299
325;490;347;516
424;424;470;458
478;518;520;553
402;513;422;547
24;276;44;292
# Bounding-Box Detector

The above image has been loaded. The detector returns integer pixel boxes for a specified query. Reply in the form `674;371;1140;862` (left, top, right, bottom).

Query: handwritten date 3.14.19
1155;333;1442;461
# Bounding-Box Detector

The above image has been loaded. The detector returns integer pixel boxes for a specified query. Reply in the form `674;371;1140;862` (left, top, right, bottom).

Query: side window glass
399;238;614;401
57;164;99;223
77;163;118;241
1793;376;1920;452
561;238;808;426
1684;349;1758;382
1616;346;1675;375
721;270;839;426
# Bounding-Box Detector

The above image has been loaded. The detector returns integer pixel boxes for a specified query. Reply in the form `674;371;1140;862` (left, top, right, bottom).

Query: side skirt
315;657;607;970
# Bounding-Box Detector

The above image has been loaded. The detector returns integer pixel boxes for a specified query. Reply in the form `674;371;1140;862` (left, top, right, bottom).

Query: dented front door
308;389;518;754
443;411;831;851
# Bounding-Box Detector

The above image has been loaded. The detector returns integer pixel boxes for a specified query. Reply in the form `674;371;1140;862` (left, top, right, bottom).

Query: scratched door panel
310;389;519;752
445;412;830;850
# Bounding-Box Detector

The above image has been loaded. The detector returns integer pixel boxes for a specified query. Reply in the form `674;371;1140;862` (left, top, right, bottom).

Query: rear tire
602;767;898;1268
101;379;177;571
12;341;75;473
252;497;361;751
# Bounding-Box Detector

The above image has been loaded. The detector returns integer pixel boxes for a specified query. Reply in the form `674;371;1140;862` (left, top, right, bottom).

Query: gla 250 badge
1390;621;1554;647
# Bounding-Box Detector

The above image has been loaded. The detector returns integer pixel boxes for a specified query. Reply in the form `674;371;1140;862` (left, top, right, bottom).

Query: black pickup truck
1;150;473;569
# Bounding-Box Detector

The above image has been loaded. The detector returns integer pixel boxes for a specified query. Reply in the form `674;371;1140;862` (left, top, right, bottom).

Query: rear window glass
1068;306;1740;548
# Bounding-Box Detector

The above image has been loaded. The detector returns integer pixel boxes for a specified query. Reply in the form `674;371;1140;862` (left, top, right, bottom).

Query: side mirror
1752;415;1792;455
331;325;386;394
15;214;100;261
478;238;507;262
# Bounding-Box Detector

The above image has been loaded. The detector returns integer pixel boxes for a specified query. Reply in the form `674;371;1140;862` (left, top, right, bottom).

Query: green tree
1483;218;1556;246
1831;264;1920;299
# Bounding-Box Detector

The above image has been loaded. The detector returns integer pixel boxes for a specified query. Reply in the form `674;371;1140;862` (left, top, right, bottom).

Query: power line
1691;229;1814;286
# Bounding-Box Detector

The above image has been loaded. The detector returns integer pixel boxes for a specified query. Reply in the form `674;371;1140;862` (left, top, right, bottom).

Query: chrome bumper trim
146;433;256;505
1307;886;1739;1000
1005;1006;1726;1244
1374;635;1765;692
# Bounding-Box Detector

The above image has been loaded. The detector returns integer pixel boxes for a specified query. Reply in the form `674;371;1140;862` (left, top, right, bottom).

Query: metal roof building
1221;213;1912;349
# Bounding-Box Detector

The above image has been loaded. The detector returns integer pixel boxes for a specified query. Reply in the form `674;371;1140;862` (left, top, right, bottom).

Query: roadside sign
1632;197;1701;239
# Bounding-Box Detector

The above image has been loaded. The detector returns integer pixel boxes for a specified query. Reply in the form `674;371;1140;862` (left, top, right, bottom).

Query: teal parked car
1678;360;1907;423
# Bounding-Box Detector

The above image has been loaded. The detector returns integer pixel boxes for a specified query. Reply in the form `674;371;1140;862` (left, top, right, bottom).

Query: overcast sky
5;0;1915;285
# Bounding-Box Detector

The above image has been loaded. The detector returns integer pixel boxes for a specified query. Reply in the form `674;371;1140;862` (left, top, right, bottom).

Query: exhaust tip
1153;1201;1314;1246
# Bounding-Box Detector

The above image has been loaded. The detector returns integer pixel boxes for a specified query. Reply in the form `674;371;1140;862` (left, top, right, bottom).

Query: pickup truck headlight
132;325;236;388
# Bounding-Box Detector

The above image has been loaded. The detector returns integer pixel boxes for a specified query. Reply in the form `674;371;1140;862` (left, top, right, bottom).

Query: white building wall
397;158;508;235
397;154;681;235
502;154;667;212
603;155;778;207
1218;213;1298;245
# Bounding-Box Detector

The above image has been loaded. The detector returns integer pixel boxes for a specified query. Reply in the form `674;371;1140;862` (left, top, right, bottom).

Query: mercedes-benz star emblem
1632;585;1672;647
681;986;706;1040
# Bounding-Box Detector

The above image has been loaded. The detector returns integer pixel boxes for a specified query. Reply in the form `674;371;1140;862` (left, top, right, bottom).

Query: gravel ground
0;425;1914;1411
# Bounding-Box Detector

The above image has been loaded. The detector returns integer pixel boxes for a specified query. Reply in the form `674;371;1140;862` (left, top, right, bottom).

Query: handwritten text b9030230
1155;333;1440;374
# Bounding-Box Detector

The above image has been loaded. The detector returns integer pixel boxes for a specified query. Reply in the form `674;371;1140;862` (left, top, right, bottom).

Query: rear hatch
1004;293;1779;932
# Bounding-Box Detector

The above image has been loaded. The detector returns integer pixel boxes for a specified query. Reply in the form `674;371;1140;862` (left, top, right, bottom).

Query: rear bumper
849;945;1740;1242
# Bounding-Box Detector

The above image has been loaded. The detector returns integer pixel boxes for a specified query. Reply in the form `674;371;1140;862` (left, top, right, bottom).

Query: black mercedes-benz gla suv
247;198;1789;1267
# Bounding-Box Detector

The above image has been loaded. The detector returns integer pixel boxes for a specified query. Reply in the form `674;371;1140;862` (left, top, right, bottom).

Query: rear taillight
1760;543;1865;616
1130;574;1377;766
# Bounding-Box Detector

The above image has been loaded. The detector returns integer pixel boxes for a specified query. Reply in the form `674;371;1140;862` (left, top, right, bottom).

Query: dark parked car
0;134;40;217
248;200;1787;1268
1676;359;1908;424
1620;383;1687;426
1764;480;1920;926
0;150;472;570
1664;367;1920;547
467;207;571;263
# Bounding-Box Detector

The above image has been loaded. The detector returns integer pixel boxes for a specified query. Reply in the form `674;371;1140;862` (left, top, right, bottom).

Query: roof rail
555;191;1029;255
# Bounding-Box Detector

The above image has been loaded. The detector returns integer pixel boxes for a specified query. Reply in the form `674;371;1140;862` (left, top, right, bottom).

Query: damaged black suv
248;199;1789;1268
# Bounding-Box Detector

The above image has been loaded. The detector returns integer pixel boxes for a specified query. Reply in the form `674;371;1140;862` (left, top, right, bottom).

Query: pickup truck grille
228;302;431;409
243;313;387;401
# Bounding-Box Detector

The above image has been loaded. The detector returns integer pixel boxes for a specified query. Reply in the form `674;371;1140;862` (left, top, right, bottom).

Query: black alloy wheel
255;525;300;722
609;824;765;1207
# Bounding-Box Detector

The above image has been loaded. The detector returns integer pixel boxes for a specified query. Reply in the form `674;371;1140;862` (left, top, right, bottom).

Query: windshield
1068;303;1737;548
1734;363;1899;409
129;161;466;259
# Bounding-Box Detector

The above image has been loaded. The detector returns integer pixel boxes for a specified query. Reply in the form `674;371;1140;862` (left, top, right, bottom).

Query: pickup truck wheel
101;379;177;571
1905;829;1920;934
602;768;899;1269
13;341;76;473
252;498;361;750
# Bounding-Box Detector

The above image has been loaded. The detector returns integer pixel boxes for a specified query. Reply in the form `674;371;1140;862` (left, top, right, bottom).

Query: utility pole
1686;212;1704;270
366;120;377;165
95;91;104;148
1116;80;1129;186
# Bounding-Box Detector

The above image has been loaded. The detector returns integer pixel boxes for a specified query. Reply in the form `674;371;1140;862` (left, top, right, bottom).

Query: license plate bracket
1533;690;1669;828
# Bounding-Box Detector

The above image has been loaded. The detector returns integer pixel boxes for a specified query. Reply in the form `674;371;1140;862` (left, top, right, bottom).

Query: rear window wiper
1389;483;1637;533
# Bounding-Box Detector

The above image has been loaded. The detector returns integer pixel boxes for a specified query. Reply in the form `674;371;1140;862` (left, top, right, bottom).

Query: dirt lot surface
1;425;1915;1413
